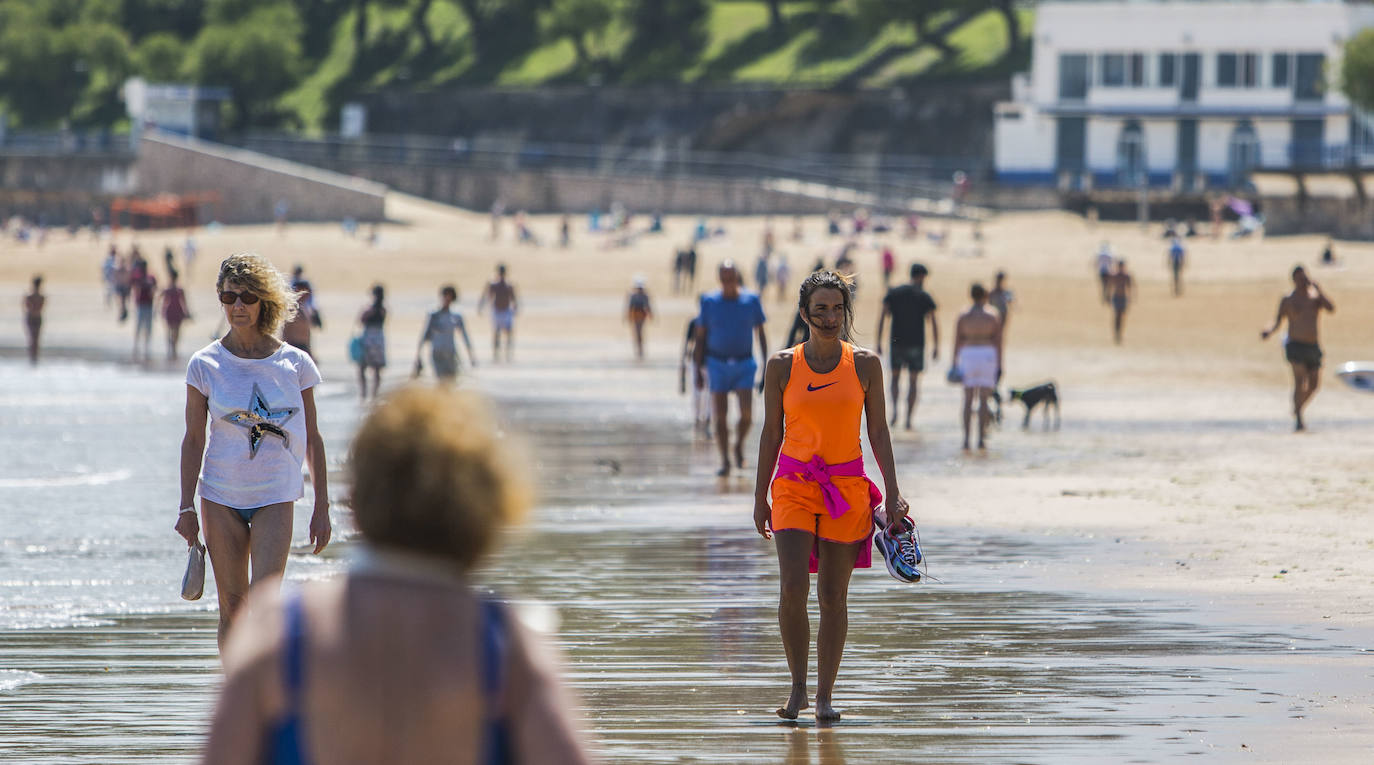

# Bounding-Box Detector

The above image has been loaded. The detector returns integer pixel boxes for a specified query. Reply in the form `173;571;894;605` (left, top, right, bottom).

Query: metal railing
0;129;136;157
1284;140;1374;170
226;131;984;203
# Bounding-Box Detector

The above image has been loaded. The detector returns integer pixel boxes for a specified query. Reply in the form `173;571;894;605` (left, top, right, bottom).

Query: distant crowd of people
94;238;196;362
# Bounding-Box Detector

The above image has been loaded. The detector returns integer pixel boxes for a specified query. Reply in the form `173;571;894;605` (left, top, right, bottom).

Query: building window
1101;53;1126;87
1117;121;1147;186
1059;53;1091;100
1129;53;1146;87
1295;53;1325;100
1217;53;1237;86
1272;53;1290;88
1159;54;1176;87
1218;52;1259;87
1240;53;1258;87
1228;121;1260;186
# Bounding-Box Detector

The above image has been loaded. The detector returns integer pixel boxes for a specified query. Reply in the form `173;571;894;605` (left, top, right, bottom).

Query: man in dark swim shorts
1284;341;1322;370
1261;266;1334;431
877;263;938;430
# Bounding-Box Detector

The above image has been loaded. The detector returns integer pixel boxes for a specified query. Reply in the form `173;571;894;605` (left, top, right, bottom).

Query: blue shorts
706;356;757;393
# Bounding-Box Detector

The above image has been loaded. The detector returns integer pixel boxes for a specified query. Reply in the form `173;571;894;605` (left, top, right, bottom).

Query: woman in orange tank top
753;270;909;722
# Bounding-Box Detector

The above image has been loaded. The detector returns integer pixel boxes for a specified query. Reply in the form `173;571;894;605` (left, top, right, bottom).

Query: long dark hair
797;270;855;340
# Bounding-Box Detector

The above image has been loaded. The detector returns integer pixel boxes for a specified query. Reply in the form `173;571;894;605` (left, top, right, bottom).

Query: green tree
1342;28;1374;113
205;0;296;24
763;0;784;37
69;22;136;125
620;0;705;78
187;4;305;128
136;32;189;81
542;0;613;67
409;0;440;56
857;0;985;62
454;0;546;67
992;0;1020;61
82;0;204;43
0;3;134;127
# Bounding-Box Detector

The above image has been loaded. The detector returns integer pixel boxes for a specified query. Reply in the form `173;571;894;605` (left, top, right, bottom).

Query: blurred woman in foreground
203;386;595;765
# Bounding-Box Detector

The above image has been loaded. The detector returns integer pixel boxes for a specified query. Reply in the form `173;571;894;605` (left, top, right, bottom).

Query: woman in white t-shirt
175;253;332;650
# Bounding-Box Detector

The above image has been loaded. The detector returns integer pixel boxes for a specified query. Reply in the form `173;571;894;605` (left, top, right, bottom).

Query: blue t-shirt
1169;242;1185;264
699;290;766;359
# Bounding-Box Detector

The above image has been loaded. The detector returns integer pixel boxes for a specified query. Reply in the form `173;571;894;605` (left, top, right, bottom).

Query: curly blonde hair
349;386;532;570
216;252;300;337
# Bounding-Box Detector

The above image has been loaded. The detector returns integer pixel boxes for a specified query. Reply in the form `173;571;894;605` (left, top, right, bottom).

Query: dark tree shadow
793;9;890;76
694;11;823;83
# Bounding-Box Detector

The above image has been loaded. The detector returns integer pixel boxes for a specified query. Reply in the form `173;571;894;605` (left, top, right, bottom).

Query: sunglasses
218;290;261;305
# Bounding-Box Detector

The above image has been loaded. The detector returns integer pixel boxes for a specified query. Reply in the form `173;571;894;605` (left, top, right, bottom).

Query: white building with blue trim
994;0;1374;190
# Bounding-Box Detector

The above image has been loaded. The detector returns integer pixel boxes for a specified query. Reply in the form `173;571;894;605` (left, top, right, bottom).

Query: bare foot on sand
776;684;809;720
716;463;730;477
815;698;841;722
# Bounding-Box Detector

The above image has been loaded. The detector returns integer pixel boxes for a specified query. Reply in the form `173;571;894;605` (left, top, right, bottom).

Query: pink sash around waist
774;453;883;573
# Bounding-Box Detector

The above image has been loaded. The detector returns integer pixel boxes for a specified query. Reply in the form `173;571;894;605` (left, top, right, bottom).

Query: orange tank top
781;342;864;465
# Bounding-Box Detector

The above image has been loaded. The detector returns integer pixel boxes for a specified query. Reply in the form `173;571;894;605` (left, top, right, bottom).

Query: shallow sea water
0;357;1369;763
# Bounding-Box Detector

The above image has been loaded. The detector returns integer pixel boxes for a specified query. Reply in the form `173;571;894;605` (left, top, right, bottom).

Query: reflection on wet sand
478;502;1363;764
471;390;1372;764
1;367;1371;763
783;727;847;765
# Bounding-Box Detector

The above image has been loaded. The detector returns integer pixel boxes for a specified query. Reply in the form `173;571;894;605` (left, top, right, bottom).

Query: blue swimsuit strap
268;590;310;765
481;599;512;765
272;592;507;765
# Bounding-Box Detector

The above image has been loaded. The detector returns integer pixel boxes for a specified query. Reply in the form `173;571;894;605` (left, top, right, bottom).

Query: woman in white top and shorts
953;282;1003;451
175;253;332;650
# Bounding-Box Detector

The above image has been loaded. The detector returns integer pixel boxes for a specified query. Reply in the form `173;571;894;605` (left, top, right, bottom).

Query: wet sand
2;198;1374;761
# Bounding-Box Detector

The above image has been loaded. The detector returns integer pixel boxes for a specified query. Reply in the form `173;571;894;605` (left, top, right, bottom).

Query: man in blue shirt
694;261;768;476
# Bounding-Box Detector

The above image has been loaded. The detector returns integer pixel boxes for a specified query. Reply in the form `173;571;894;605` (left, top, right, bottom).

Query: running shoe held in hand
873;508;922;583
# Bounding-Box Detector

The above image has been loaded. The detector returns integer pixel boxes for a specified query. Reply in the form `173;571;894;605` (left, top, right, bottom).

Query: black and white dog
1009;381;1059;430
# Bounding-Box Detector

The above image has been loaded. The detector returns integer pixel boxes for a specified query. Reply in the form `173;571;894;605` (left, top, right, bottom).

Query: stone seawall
0;153;135;222
135;133;387;224
1256;171;1374;240
292;159;852;215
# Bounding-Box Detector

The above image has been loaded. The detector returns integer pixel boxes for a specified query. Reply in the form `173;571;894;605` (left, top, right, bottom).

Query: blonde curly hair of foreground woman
349;385;532;569
215;252;301;337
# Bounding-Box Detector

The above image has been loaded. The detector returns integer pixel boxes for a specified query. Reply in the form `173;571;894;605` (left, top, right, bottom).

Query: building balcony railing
1280;140;1374;170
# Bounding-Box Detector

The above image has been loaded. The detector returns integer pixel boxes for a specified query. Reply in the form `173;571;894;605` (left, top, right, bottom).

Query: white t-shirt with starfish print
186;340;322;510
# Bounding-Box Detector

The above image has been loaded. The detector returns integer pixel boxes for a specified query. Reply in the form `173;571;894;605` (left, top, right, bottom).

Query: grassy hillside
282;0;1032;130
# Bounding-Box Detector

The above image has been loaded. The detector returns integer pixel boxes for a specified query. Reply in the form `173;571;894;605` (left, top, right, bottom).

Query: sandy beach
2;197;1372;762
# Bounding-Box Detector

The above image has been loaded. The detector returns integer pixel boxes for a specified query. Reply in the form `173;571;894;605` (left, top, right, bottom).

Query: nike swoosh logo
807;382;838;391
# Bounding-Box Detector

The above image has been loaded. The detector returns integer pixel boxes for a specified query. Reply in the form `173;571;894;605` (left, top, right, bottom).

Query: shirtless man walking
953;283;1003;451
1261;266;1334;431
478;263;518;362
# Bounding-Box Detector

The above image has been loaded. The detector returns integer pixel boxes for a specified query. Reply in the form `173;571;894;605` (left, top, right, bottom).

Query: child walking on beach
415;285;478;382
627;277;653;360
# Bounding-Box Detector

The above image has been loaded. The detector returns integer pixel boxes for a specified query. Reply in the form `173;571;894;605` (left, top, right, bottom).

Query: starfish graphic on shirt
221;383;299;459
